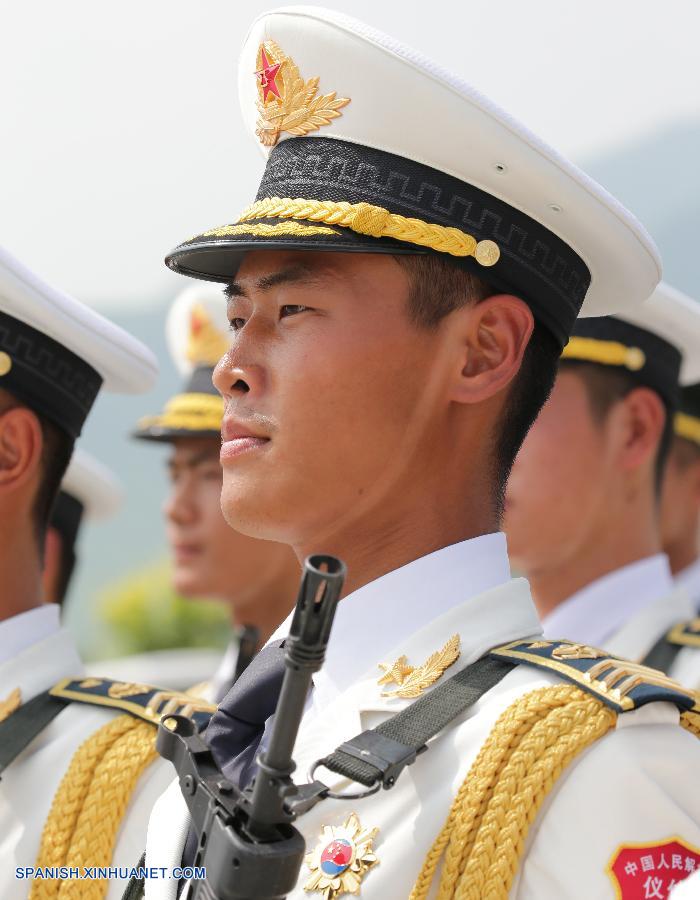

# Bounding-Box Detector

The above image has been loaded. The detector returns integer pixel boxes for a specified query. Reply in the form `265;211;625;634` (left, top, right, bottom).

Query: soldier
661;383;700;609
144;8;700;900
43;447;123;605
0;245;199;900
133;285;300;698
505;284;700;687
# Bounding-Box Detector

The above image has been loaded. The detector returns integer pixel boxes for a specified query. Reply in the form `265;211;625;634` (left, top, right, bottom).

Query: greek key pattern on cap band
259;140;590;305
0;324;101;409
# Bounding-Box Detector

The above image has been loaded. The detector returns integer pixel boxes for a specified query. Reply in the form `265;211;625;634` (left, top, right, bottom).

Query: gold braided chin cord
675;412;700;447
561;336;646;372
30;715;158;900
410;685;616;900
231;197;501;267
138;392;224;434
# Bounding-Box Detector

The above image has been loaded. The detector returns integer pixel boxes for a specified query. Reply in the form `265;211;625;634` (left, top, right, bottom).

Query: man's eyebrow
225;264;325;300
167;450;219;471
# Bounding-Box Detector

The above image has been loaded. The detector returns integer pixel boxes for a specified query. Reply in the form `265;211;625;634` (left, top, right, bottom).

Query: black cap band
0;311;103;438
166;138;591;347
563;317;681;407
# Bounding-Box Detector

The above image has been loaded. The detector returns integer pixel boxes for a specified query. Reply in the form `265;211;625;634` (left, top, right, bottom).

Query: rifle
157;554;345;900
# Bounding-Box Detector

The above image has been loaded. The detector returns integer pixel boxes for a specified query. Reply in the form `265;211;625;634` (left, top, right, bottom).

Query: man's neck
294;478;498;598
227;563;301;647
528;511;660;620
0;533;44;624
665;532;700;577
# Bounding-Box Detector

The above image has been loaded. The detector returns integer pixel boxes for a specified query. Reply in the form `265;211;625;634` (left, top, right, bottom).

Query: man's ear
615;386;666;474
0;407;43;494
448;294;534;404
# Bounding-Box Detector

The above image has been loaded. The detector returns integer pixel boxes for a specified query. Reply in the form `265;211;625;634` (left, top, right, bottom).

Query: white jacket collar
0;626;83;703
543;554;677;649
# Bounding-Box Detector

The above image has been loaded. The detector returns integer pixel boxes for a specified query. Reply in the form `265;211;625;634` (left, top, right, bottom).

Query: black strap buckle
337;731;425;789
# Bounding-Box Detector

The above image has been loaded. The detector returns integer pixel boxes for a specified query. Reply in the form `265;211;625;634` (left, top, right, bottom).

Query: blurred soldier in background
0;245;182;899
134;284;299;699
661;383;700;608
505;284;700;685
43;446;123;605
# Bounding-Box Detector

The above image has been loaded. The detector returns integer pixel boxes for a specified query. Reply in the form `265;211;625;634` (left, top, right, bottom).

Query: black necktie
212;624;261;704
206;637;287;786
179;639;287;878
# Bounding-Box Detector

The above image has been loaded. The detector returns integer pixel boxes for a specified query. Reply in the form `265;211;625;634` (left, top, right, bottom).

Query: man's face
214;250;452;546
660;437;700;555
504;368;613;576
164;436;288;599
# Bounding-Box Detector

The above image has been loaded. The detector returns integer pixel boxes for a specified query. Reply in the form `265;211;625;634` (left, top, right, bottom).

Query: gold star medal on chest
304;813;379;898
254;39;350;147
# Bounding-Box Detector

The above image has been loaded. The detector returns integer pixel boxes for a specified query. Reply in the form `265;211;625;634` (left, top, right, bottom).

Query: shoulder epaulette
50;677;216;731
490;639;696;713
665;618;700;648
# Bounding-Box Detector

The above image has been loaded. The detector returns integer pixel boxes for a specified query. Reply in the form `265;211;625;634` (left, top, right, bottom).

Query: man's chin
172;572;206;598
221;484;281;541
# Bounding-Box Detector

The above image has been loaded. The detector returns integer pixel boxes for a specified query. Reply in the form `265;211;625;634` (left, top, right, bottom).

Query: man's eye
280;304;308;318
229;317;246;332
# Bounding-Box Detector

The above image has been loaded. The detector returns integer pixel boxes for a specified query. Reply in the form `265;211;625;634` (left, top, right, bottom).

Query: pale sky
1;0;699;310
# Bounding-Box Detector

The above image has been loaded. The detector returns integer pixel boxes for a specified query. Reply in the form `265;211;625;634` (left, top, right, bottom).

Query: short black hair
395;255;560;517
560;359;673;492
32;415;75;551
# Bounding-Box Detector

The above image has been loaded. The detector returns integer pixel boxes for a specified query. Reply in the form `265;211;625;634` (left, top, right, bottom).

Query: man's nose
213;351;266;399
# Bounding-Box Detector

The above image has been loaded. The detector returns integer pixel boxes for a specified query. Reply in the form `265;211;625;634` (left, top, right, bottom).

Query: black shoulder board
490;639;697;714
666;618;700;649
50;677;216;732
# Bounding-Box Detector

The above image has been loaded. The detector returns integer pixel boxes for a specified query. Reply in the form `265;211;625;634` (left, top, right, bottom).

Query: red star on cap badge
255;46;282;103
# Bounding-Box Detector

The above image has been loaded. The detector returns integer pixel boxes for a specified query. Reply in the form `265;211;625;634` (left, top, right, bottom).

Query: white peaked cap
619;283;700;386
167;6;661;347
0;245;158;394
235;6;661;320
165;283;231;377
0;244;159;437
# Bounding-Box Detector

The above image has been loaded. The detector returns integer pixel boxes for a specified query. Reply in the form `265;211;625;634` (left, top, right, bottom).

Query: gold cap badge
255;40;350;147
186;303;229;367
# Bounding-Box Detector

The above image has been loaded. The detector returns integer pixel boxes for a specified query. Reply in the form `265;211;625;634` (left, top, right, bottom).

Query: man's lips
220;417;270;462
173;543;203;563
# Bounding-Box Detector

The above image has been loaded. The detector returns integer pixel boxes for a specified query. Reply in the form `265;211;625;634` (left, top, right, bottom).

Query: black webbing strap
319;655;516;788
0;690;69;778
641;633;684;673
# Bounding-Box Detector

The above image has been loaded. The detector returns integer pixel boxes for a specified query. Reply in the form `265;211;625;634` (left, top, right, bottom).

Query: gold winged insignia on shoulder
50;677;216;730
490;639;697;713
255;39;351;147
666;617;700;648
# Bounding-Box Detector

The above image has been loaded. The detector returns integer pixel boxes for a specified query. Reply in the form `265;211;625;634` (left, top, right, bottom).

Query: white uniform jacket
145;536;700;899
0;607;175;900
676;558;700;614
543;554;700;687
